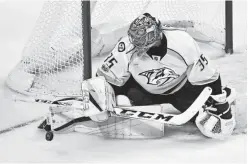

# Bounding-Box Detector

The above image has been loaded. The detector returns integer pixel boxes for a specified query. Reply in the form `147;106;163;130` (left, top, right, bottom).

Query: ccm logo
119;109;173;122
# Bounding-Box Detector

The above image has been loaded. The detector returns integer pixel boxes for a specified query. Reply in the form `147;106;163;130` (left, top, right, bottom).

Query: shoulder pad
113;36;134;54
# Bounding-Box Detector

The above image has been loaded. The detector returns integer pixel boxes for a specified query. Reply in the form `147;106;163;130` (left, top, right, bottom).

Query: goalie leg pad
195;86;236;139
196;108;236;139
38;76;116;132
82;76;117;122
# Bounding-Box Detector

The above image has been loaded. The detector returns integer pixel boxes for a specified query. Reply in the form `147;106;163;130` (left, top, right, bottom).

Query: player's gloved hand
195;90;236;139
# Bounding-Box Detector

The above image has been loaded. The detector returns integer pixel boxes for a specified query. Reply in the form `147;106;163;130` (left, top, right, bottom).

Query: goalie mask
128;13;162;49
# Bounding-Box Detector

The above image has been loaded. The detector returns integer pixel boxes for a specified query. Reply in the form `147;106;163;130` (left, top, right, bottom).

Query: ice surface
0;0;246;163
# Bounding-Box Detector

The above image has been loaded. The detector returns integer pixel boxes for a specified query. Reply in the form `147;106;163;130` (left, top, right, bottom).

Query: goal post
225;0;233;54
82;1;92;80
6;0;234;98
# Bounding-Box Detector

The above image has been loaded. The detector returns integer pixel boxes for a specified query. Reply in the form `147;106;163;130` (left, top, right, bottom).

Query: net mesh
7;1;84;98
92;1;225;44
6;0;226;98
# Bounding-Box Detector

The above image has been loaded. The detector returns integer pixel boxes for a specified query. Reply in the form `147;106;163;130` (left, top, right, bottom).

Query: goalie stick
12;87;212;126
15;97;84;108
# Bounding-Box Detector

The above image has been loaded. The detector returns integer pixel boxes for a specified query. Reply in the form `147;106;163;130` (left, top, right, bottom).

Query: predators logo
139;67;179;86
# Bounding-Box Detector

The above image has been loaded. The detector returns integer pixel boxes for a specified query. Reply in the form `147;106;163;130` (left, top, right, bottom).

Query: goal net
6;0;232;98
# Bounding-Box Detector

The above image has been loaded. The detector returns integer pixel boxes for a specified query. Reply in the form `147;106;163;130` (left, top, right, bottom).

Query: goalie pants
111;75;222;121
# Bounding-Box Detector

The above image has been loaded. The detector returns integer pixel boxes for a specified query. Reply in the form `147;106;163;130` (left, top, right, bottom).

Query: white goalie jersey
97;30;220;95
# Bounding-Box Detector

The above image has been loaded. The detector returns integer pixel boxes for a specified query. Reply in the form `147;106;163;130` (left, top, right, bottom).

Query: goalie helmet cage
6;0;233;98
